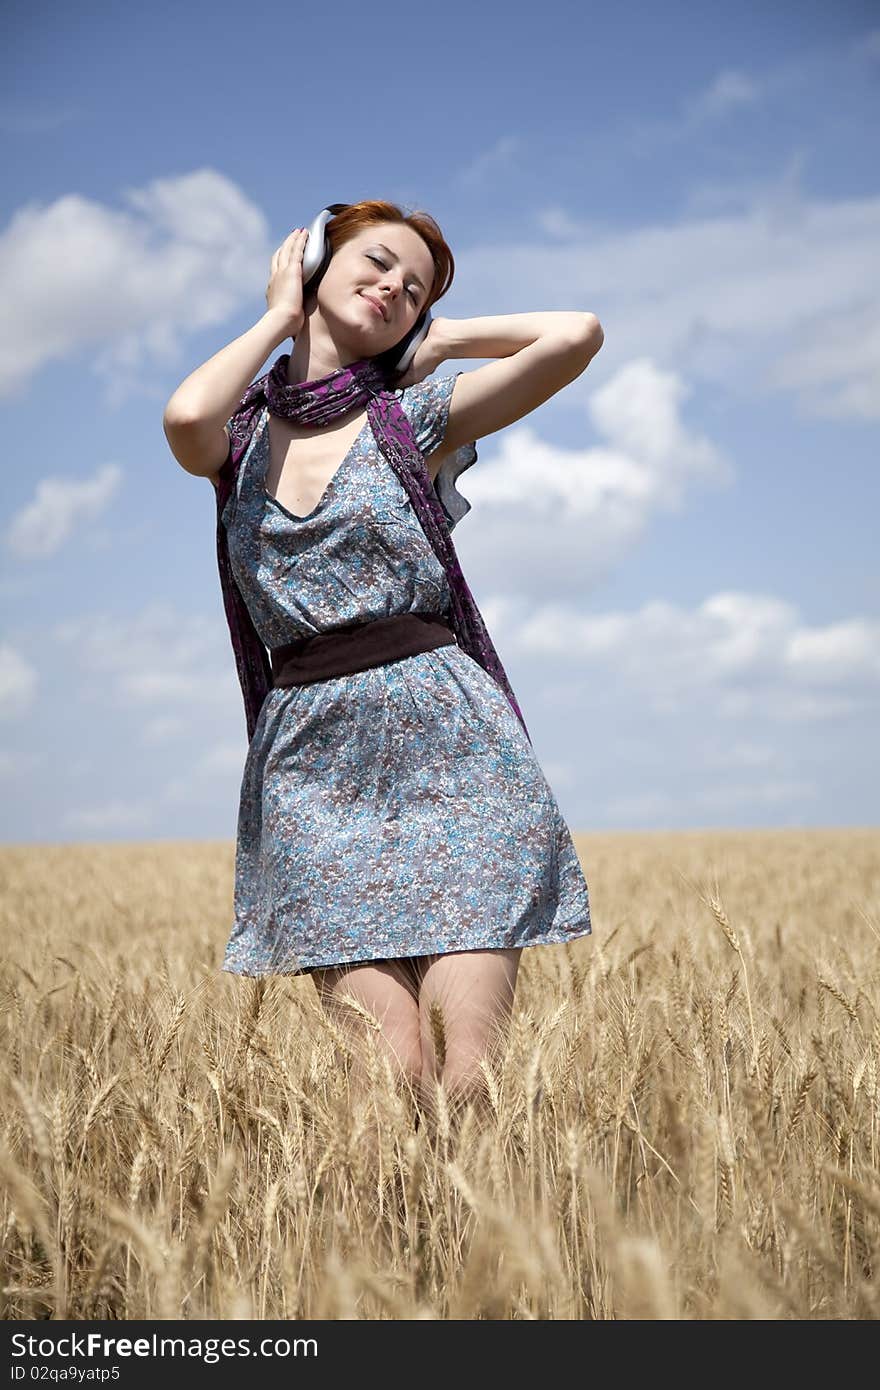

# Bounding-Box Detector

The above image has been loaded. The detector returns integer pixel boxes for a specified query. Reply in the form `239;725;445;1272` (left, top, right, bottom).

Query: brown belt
270;611;458;688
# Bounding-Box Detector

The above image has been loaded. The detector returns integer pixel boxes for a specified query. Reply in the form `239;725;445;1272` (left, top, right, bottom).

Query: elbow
163;396;194;430
163;396;183;429
568;312;604;366
582;312;604;351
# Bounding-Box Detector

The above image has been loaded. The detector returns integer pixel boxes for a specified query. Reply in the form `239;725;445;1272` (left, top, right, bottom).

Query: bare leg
416;948;521;1131
310;958;423;1115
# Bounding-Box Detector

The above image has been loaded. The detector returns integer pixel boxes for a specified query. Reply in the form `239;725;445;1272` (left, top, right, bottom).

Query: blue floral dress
219;371;592;976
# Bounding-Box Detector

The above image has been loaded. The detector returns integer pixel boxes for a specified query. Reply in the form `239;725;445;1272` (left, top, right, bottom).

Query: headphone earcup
300;204;349;291
390;307;433;374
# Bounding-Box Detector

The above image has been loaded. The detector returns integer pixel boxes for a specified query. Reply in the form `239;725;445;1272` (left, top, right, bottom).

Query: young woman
163;200;603;1127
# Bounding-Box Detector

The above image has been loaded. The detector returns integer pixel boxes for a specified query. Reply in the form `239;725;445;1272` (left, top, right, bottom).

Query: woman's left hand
394;316;447;389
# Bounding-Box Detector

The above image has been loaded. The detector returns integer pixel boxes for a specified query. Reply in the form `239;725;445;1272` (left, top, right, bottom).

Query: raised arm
162;307;294;484
425;311;603;454
163;227;308;485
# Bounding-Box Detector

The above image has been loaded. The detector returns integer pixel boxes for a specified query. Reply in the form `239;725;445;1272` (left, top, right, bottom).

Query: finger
280;231;298;267
274;230;298;266
284;228;309;266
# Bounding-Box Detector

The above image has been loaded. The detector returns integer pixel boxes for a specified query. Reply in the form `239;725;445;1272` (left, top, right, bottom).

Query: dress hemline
220;915;593;978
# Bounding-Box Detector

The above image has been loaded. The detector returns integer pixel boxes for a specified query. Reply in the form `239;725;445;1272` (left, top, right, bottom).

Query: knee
420;1024;507;1114
395;1047;424;1094
434;1056;493;1116
358;1030;422;1097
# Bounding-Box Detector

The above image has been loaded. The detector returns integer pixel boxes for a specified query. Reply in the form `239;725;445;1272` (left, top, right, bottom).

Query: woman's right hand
265;228;310;337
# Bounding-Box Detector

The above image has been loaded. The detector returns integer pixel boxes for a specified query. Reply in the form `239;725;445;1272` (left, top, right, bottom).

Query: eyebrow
371;243;428;294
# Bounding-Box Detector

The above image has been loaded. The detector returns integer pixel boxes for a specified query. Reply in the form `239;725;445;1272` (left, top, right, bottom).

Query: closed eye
366;254;419;304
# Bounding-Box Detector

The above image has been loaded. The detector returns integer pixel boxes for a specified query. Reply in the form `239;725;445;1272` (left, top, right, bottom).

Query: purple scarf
215;351;531;745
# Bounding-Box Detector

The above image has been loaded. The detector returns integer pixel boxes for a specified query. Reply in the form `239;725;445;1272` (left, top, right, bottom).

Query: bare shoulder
437;317;603;454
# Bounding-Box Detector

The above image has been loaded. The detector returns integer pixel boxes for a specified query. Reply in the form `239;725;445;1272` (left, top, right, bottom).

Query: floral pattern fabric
220;372;592;976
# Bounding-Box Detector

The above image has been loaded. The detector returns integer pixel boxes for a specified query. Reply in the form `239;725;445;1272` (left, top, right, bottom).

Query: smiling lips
361;293;387;321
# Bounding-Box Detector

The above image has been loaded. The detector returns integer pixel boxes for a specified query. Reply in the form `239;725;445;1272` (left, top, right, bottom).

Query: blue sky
1;0;877;843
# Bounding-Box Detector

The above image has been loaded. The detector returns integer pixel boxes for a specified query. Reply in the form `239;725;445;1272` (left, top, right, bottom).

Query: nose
377;269;403;301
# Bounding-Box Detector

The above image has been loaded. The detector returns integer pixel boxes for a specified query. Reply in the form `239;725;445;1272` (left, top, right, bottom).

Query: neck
286;304;366;385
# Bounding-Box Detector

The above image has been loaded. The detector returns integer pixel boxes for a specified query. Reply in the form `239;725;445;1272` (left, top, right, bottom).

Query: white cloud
0;644;38;718
683;149;808;221
691;69;760;120
460;188;880;421
535;206;588;240
198;741;246;775
141;715;189;744
2;164;877;422
61;799;155;833
0;747;47;777
6;464;123;557
470;357;727;513
767;299;880;420
713;689;863;721
588;357;728;490
781;617;880;683
603;789;677;823
52;600;238;710
456;135;525;189
594;32;865;163
0;169;270;399
693;778;819;809
452;357;732;599
492;589;880;721
161;739;246;806
701;740;776;770
602;777;819;826
537;758;575;789
591;66;766;162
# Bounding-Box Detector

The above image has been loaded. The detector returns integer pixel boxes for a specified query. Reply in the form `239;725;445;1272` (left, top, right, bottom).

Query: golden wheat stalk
701;888;760;1075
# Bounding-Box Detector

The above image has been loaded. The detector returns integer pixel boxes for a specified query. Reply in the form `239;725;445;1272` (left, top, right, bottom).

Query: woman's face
314;223;435;353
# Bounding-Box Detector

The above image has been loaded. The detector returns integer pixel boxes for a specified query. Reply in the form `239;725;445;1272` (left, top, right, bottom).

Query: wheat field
1;828;878;1320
